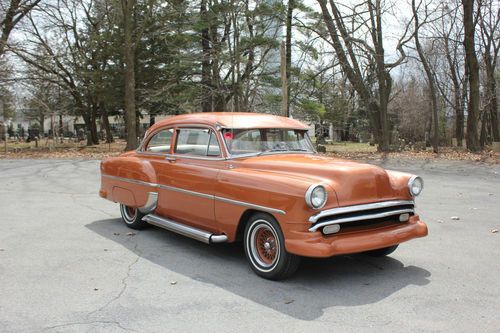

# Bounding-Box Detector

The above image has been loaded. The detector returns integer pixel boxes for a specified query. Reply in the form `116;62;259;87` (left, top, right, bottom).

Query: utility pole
280;41;289;117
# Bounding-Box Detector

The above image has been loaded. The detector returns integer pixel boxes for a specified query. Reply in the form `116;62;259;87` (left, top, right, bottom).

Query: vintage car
99;112;428;280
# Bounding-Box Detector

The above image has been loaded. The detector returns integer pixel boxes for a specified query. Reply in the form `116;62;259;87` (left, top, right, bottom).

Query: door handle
165;156;176;162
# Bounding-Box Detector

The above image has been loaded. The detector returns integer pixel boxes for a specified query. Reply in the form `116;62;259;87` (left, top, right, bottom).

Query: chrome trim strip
138;192;158;214
214;196;286;215
103;174;285;215
309;208;415;232
102;174;159;188
168;154;226;161
143;214;228;244
309;200;415;223
158;184;214;200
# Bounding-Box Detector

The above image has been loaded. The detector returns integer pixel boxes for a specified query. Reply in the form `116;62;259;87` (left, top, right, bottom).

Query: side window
207;131;221;156
175;128;221;157
145;129;173;153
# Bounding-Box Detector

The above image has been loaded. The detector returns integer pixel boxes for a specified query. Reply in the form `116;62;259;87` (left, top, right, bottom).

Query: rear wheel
364;245;399;257
119;204;148;230
244;213;301;280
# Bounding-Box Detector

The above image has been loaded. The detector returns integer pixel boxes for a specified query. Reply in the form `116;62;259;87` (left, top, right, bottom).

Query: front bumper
285;215;428;258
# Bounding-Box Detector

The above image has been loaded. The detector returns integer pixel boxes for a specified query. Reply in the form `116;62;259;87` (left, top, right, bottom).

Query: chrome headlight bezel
408;175;424;197
305;184;328;209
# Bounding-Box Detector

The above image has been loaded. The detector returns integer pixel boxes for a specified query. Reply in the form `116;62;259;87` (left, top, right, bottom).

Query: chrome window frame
138;122;317;161
137;123;229;161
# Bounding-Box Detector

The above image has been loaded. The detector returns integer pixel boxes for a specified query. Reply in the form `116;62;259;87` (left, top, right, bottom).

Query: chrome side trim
168;154;226;161
214;196;286;215
103;174;285;215
158;184;214;200
309;208;415;232
102;174;158;188
309;200;415;223
138;192;158;214
143;214;227;244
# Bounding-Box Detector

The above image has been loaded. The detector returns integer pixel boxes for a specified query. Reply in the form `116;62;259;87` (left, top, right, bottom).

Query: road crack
86;243;142;318
45;319;137;332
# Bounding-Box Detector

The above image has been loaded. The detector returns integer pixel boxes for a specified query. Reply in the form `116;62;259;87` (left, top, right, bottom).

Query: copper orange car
99;112;428;280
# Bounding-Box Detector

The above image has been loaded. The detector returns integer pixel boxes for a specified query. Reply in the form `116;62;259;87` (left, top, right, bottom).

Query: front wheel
244;213;301;280
364;245;399;257
119;204;148;230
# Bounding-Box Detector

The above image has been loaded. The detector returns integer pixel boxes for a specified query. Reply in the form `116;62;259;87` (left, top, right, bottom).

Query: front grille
308;200;415;232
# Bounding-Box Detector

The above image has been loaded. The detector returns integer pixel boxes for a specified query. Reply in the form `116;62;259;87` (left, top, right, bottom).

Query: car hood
238;153;411;206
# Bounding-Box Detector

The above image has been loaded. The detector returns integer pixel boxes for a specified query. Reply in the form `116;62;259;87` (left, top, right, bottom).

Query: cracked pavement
0;158;499;332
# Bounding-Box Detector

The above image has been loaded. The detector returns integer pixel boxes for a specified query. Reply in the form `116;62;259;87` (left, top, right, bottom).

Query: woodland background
0;0;498;153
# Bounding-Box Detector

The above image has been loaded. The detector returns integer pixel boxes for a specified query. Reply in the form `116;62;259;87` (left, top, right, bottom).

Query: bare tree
478;0;500;143
316;0;411;151
411;0;439;153
0;0;40;55
462;0;480;151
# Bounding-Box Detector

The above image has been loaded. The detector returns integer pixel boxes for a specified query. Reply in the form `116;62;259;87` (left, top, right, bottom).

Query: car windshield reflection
222;128;315;156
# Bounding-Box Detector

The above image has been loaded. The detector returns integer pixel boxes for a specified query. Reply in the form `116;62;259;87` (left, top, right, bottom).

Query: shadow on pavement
86;218;431;321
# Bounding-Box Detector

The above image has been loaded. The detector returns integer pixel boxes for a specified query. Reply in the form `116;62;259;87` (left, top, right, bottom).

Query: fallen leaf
170;281;177;285
437;220;444;223
492;229;499;233
450;216;460;220
113;232;120;236
284;299;294;304
94;288;99;291
104;249;108;251
126;232;136;236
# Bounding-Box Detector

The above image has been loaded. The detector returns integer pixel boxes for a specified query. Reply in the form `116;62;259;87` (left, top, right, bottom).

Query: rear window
145;129;173;153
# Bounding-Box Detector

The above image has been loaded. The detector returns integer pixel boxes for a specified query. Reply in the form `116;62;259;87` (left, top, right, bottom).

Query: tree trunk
39;114;45;135
200;0;212;112
100;103;113;143
479;111;488;148
485;54;499;142
285;0;294;117
462;0;480;152
90;106;99;144
412;0;439;153
123;0;138;150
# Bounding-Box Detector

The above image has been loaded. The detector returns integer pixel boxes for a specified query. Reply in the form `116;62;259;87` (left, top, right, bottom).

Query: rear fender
100;156;158;212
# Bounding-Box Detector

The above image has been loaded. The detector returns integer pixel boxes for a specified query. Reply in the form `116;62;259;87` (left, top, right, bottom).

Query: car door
155;126;223;233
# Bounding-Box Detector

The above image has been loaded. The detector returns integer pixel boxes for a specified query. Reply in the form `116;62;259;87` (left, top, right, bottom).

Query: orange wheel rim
126;206;136;217
255;227;277;265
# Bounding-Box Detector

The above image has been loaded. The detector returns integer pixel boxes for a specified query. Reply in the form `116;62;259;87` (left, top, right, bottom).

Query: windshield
222;128;315;156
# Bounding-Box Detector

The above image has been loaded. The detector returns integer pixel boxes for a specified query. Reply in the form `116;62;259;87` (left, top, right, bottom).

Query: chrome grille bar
308;208;415;232
309;200;414;223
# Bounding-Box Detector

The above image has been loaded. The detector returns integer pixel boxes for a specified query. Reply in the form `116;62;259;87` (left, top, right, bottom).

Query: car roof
148;112;310;132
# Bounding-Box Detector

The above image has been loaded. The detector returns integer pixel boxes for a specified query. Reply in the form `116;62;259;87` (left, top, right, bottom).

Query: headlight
306;184;327;209
408;176;424;196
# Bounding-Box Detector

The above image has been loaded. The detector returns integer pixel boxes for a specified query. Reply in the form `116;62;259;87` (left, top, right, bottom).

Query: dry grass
0;139;126;159
1;139;499;164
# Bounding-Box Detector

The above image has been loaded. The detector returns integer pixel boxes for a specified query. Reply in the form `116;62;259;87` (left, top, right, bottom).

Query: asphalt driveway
0;158;499;332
